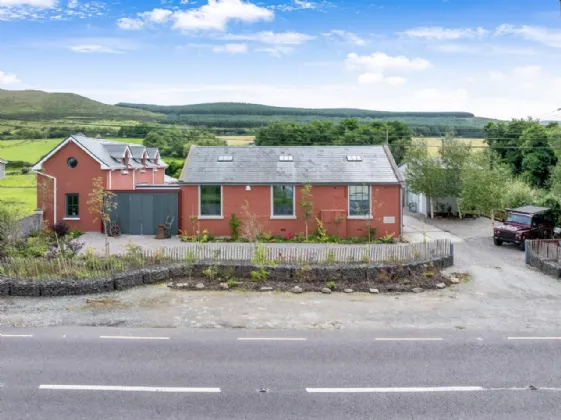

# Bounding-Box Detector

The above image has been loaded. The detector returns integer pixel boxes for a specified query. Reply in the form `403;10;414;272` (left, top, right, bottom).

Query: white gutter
132;169;136;190
34;170;57;224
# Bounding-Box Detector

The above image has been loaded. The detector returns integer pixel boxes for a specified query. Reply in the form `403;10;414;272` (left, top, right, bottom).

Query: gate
109;192;179;235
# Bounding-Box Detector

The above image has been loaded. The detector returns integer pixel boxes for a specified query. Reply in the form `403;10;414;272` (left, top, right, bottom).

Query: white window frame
270;185;296;219
348;185;373;220
198;185;223;219
64;193;80;221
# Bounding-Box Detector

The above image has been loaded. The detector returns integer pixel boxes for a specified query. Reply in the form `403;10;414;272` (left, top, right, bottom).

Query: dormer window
279;155;293;162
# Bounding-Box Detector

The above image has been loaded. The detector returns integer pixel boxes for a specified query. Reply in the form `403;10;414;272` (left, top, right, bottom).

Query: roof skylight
279;155;293;162
218;155;233;162
346;155;362;162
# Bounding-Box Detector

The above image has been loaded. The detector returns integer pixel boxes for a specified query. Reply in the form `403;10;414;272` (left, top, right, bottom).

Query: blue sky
1;0;560;119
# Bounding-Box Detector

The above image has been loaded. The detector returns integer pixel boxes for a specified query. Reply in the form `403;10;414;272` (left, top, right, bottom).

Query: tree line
405;120;561;222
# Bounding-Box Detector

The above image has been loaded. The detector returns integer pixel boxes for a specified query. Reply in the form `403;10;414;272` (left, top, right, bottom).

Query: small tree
404;142;446;219
37;172;54;215
87;176;118;255
240;201;262;243
300;184;314;239
0;206;20;251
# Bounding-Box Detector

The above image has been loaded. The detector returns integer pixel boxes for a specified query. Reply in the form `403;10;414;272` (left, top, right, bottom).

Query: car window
506;214;531;225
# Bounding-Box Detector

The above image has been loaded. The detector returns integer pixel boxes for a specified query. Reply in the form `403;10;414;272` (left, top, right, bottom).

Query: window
272;185;295;217
65;194;79;218
348;186;370;217
279;155;293;162
346;155;362;162
199;185;222;217
217;156;233;162
67;157;78;168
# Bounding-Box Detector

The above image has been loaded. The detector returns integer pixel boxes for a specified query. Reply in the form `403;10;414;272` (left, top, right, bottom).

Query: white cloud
117;17;144;30
496;24;561;49
322;30;366;45
67;44;125;54
346;52;431;72
256;45;294;57
67;0;77;8
431;43;539;56
0;70;21;85
277;0;319;11
401;26;489;40
172;0;273;31
212;43;248;54
139;8;172;23
358;72;406;86
0;0;56;6
221;31;314;44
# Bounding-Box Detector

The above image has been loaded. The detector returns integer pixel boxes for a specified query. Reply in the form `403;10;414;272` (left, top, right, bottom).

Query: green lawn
0;174;37;215
0;137;145;164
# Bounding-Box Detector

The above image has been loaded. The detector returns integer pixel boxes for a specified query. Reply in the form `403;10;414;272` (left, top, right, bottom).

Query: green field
0;173;37;215
0;137;144;164
414;137;487;157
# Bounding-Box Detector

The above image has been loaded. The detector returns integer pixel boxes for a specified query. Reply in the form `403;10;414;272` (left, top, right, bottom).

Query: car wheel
493;238;503;246
518;241;525;251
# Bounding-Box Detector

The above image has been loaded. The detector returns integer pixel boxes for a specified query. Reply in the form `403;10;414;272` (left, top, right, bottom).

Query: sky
1;0;561;120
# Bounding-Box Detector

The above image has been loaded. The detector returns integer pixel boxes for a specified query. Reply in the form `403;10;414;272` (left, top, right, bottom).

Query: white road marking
237;337;307;341
507;337;561;340
307;386;561;393
0;334;33;338
100;336;170;340
307;387;485;393
39;385;220;393
375;338;443;341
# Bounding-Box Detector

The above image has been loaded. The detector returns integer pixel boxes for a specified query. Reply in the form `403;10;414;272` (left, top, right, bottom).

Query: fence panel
137;240;453;264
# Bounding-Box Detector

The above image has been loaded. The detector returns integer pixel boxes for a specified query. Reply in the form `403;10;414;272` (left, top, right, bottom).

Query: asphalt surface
2;327;561;419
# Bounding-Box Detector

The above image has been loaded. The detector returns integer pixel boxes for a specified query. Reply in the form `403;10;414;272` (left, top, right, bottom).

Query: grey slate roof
180;145;402;185
33;134;167;170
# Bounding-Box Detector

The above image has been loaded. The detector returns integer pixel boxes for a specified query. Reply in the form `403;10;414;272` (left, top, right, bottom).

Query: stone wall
17;210;43;238
0;254;454;297
525;251;561;278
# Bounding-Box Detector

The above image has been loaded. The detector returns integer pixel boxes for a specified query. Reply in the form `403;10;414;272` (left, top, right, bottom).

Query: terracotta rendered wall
179;184;402;239
38;141;105;232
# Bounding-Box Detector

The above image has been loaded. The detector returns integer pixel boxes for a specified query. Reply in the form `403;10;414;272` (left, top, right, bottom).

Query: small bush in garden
65;240;84;257
325;250;337;265
369;227;377;240
52;222;70;238
228;213;241;241
68;229;83;240
326;281;336;291
424;271;435;278
284;232;295;241
380;233;395;244
203;265;219;281
295;264;313;282
21;167;30;174
314;219;329;243
227;279;241;288
250;267;268;282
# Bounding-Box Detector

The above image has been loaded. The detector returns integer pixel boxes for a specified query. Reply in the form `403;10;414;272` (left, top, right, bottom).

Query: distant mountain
116;102;495;137
0;89;162;121
116;101;476;119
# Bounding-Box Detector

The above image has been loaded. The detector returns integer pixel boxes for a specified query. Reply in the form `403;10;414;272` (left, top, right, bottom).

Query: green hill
0;89;162;121
116;102;495;137
116;101;476;119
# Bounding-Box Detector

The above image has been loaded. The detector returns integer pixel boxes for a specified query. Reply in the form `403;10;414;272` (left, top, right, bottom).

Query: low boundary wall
0;254;453;297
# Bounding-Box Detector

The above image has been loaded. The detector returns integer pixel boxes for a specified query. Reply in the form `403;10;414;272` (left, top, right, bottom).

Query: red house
33;134;168;232
33;136;404;239
178;145;404;239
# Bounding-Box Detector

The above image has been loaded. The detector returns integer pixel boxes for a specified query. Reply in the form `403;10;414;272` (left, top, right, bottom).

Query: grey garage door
110;192;179;235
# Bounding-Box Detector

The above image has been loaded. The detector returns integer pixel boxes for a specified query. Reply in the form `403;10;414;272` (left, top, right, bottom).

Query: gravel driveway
2;216;561;332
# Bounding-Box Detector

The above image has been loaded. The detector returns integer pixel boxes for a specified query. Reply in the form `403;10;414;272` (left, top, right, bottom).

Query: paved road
2;327;561;419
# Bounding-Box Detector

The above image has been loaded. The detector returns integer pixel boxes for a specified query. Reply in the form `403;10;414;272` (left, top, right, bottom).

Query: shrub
68;229;83;240
227;279;241;288
20;167;30;175
0;206;19;250
326;281;336;290
52;222;70;238
228;213;241;241
284;232;295;241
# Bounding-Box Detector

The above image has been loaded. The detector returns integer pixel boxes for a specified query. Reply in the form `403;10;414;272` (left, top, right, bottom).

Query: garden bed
0;255;454;297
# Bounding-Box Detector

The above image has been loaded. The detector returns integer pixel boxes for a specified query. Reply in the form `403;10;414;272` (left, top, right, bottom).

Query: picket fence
140;239;453;264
